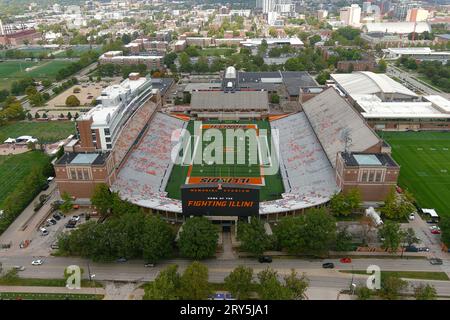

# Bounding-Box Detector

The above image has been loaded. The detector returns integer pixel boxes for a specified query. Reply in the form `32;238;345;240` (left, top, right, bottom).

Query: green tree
380;187;415;220
329;189;361;216
237;218;271;256
257;268;293;300
179;261;211;300
144;265;181;300
379;276;407;300
274;208;336;255
377;59;387;73
142;216;174;263
178;217;218;259
413;284;437;300
224;266;254;300
90;183;113;217
335;227;353;251
283;269;309;300
378;221;405;253
403;228;420;248
65;95;81;107
270;93;280;104
60;192;73;214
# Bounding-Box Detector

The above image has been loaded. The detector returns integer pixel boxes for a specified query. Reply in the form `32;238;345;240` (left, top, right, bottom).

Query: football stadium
56;68;399;223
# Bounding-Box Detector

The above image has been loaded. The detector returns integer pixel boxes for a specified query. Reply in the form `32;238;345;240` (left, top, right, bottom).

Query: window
361;170;367;182
106;143;112;149
104;128;110;136
105;137;111;143
375;171;382;182
369;171;375;182
70;168;76;180
83;169;89;180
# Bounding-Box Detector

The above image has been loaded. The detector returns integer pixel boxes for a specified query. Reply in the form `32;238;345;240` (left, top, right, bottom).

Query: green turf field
0;151;50;207
0;61;39;78
20;60;73;79
0;121;76;144
166;120;285;201
380;131;450;218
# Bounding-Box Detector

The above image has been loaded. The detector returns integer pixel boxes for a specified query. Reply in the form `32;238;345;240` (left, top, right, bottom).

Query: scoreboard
181;183;260;216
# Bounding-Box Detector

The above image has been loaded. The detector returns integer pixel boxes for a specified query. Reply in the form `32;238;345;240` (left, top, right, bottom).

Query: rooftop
190;91;269;110
56;152;109;166
341;152;398;168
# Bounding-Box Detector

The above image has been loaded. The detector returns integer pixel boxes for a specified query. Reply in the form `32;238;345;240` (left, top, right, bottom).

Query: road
387;64;450;99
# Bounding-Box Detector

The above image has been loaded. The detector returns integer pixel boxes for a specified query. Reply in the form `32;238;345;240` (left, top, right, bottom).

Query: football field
380;131;450;218
166;120;285;201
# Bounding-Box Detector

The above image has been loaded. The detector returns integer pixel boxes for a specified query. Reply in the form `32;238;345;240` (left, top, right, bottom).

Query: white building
340;4;361;27
79;74;153;151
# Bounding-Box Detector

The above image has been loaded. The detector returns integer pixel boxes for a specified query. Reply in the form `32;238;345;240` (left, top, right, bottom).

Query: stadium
56;67;398;223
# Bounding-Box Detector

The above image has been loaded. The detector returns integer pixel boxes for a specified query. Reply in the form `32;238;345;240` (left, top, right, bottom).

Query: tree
60;192;73;214
378;221;405;253
380;187;415;220
413;284;437;300
65;95;80;107
257;268;293;300
270;93;280;104
274;208;336;255
179;261;211;300
90;183;113;217
335;227;353;251
237;218;271;256
403;228;420;248
440;217;450;247
283;269;309;300
144;265;181;300
224;266;254;300
379;276;407;300
377;59;387;73
142;216;174;263
178;217;218;260
329;189;361;216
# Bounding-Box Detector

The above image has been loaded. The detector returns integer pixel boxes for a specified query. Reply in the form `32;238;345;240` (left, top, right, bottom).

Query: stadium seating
113;100;159;166
112;112;186;211
270;112;338;204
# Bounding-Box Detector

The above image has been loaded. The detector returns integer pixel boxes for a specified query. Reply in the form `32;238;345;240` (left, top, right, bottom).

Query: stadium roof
331;72;418;99
363;22;431;34
302;88;381;166
190;91;269;110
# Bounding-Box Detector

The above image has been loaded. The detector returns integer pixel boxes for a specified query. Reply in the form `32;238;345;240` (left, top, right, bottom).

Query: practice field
166;120;285;201
380;131;450;218
0;151;50;207
0;60;73;81
0;121;76;144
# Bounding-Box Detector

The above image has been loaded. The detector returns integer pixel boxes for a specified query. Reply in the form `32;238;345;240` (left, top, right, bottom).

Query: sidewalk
0;285;105;295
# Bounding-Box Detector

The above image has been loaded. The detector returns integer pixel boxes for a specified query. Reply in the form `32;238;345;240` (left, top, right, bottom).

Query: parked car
46;219;56;225
71;215;81;222
144;263;155;267
322;262;335;269
50;243;59;249
31;259;43;266
52;214;61;221
408;212;415;220
116;257;127;263
258;256;272;263
65;223;76;228
405;246;419;252
340;257;352;263
417;247;430;252
429;258;443;265
39;227;49;236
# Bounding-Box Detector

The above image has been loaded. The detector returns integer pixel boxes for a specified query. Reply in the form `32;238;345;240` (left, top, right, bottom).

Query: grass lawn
24;60;73;79
0;276;103;288
0;151;50;207
339;270;449;281
0;121;76;143
379;131;450;218
0;292;104;300
0;61;40;78
165;120;285;201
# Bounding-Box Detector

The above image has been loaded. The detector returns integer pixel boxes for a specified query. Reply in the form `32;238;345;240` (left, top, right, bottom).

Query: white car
430;226;441;231
71;215;80;222
31;259;43;266
408;213;415;220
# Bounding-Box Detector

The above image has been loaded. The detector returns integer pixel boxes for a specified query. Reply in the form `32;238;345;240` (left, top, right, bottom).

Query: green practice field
0;121;76;144
0;151;50;207
380;131;450;218
166;120;285;201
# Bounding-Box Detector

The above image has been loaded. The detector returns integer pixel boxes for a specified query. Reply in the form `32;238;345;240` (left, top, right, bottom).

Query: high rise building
340;4;361;27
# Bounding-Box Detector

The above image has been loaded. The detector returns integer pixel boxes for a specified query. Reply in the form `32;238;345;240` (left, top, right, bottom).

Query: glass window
361;170;367;182
70;168;76;180
83;169;89;180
